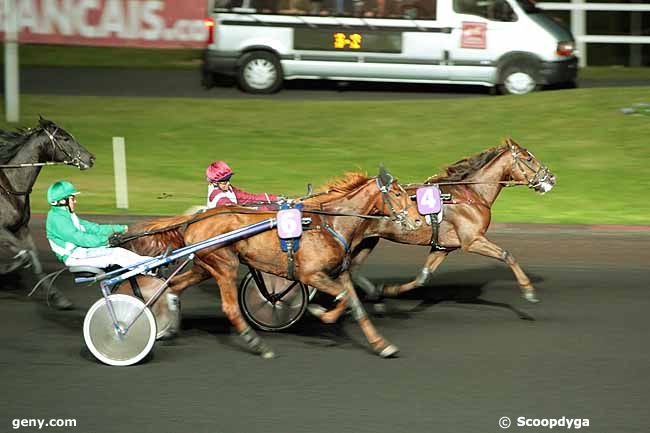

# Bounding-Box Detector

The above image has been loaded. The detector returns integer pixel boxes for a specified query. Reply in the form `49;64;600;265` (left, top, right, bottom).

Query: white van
202;0;578;94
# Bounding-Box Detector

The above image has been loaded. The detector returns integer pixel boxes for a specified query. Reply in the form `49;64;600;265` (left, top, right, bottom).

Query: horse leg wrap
166;293;180;312
415;268;432;287
348;294;367;321
352;273;381;300
240;327;275;359
240;327;261;346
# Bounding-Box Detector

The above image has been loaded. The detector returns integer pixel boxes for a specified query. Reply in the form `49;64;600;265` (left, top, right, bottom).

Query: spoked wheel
114;276;180;340
83;294;157;367
239;271;310;331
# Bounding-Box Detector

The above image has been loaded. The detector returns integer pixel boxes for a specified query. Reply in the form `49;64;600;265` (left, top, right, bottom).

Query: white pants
64;247;153;269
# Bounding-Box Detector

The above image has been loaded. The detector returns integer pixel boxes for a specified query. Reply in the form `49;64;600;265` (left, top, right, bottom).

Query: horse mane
0;118;60;164
425;141;509;183
124;213;196;256
0;128;38;164
304;172;372;207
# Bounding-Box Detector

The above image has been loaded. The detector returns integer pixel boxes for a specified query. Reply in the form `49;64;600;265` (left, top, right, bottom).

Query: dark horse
123;168;422;358
318;138;556;323
0;117;95;308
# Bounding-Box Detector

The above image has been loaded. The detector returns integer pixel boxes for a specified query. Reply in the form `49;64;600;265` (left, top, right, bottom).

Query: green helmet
47;180;79;204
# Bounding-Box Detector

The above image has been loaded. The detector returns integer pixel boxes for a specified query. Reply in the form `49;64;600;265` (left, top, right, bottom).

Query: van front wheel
237;52;283;94
499;65;538;95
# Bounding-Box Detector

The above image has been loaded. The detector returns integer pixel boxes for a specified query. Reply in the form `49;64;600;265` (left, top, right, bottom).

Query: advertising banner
0;0;208;48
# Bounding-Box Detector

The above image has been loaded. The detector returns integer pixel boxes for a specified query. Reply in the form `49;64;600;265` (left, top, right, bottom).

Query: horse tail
124;214;193;256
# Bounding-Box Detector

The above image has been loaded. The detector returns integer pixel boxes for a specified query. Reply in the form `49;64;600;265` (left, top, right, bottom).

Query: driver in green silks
45;180;152;269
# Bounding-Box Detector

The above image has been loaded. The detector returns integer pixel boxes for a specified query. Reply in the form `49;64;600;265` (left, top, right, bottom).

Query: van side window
240;0;437;19
453;0;516;22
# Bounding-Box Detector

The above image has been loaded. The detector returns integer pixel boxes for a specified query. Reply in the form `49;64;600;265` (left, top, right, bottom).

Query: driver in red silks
206;161;279;209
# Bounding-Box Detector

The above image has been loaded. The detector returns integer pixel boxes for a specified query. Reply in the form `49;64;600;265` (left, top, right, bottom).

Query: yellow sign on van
333;33;362;50
293;29;401;53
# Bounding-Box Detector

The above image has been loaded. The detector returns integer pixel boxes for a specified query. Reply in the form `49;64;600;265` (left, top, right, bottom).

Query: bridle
375;176;417;228
509;143;553;190
41;126;87;169
0;126;86;170
0;126;88;197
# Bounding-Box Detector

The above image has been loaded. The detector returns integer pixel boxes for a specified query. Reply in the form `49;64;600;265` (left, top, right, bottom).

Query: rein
116;205;391;245
0;161;76;169
406;180;528;188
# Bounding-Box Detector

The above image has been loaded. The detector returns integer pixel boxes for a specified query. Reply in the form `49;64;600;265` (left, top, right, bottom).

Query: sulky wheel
83;294;157;367
114;275;180;340
239;271;310;331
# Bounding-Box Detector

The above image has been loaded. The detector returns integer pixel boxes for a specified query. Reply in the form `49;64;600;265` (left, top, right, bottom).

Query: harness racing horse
318;138;556;323
0;118;95;309
122;168;422;358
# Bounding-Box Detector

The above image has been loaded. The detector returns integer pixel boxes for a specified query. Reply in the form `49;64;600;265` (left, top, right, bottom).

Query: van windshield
516;0;540;13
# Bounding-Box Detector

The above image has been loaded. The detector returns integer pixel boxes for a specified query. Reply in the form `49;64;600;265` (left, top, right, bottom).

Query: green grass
2;88;650;224
581;66;650;81
0;44;202;69
1;44;649;81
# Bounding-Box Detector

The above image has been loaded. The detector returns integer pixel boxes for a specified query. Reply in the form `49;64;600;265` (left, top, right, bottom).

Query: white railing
537;1;650;67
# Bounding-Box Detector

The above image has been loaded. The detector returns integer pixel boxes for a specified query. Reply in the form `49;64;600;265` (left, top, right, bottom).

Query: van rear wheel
499;65;538;95
237;51;283;94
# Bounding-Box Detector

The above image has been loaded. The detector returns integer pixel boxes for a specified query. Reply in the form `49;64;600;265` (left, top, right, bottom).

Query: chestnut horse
123;168;422;358
318;138;556;323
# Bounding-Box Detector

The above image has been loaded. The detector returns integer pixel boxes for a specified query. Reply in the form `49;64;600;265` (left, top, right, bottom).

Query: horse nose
89;155;96;166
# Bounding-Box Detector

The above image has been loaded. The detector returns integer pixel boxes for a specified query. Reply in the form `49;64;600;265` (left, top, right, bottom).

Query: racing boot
47;286;74;310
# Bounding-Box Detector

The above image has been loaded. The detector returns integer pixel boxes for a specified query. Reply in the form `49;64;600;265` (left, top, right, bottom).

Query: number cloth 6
277;208;303;239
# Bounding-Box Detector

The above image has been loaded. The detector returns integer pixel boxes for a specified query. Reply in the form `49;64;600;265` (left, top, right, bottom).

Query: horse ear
38;115;45;126
378;164;394;187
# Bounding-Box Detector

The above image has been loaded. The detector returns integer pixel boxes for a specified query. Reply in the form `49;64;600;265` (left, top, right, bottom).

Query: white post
3;0;20;122
630;0;642;67
571;0;587;68
112;137;129;209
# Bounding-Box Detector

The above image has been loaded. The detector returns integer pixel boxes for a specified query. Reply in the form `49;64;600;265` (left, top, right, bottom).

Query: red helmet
206;161;234;182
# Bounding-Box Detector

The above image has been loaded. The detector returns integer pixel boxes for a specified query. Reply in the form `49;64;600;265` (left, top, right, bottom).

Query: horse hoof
377;344;400;358
523;292;540;303
156;329;178;341
48;291;74;310
255;341;275;359
307;304;327;318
